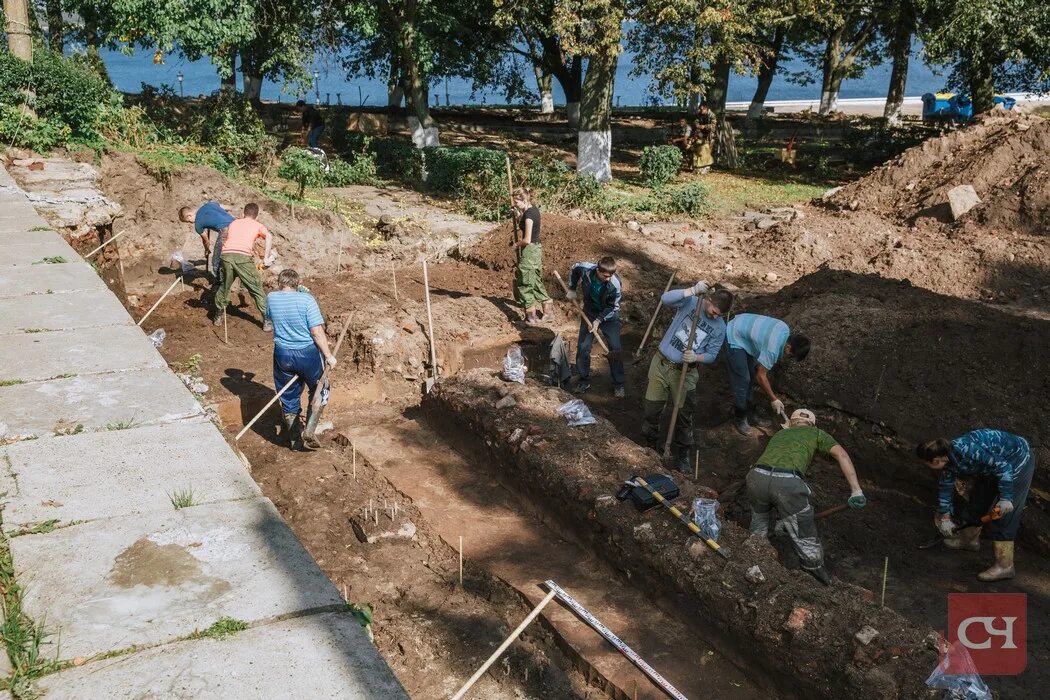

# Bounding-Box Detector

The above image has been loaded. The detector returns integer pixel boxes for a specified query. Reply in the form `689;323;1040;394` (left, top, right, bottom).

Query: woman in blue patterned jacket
916;429;1035;581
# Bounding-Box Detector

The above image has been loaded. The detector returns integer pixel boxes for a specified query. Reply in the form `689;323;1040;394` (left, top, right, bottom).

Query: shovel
552;270;609;353
303;313;353;446
632;271;676;364
662;304;702;463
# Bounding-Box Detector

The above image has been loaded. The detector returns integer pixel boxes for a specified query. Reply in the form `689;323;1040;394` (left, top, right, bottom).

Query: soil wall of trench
425;369;936;699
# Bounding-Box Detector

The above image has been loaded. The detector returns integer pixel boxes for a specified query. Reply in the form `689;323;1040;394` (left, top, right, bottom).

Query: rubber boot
734;416;751;436
807;565;832;586
748;407;771;428
943;526;981;551
977;541;1015;582
674;445;692;474
283;412;302;450
541;299;555;322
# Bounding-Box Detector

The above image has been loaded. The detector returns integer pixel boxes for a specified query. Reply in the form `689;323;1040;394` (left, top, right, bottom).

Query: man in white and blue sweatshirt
642;282;734;471
566;257;625;397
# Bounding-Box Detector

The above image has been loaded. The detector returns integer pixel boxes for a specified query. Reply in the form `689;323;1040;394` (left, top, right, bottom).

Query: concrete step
0;325;166;382
0;287;132;334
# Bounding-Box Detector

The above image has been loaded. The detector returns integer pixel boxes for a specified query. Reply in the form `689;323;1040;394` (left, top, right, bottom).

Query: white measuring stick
85;228;129;258
451;588;557;700
544;580;688;700
136;276;182;326
235;375;298;441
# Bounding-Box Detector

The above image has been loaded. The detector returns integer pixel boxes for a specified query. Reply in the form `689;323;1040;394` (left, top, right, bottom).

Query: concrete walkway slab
0;261;107;297
37;612;409;699
0;210;50;230
0;326;165;382
0;368;204;439
0;239;80;267
0;288;132;334
0;227;65;246
10;497;346;659
1;421;261;527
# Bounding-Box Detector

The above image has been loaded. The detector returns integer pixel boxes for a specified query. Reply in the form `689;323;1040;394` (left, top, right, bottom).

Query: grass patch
1;509;63;696
102;418;137;431
183;353;203;375
7;520;60;538
168;488;194;510
0;379;26;387
701;171;830;214
28;226;49;232
31;256;67;265
52;423;84;437
22;329;51;334
192;616;247;640
49;374;75;380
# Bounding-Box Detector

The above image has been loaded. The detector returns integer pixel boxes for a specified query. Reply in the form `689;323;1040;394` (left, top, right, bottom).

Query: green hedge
369;137;417;180
639;145;683;186
422;146;508;220
0;49;113;137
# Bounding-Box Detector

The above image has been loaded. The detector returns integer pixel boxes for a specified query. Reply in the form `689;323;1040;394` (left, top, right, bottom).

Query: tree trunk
707;55;732;119
819;29;843;115
577;51;618;183
400;22;438;147
747;27;786;120
45;0;63;52
883;3;914;125
387;52;404;108
564;57;583;128
534;65;554;114
3;0;34;61
968;52;996;116
243;74;263;101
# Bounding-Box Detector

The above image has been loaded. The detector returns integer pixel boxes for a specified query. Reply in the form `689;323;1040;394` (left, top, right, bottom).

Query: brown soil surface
830;110;1050;236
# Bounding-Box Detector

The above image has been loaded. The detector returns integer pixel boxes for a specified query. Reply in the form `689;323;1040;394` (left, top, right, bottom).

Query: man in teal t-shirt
745;409;866;585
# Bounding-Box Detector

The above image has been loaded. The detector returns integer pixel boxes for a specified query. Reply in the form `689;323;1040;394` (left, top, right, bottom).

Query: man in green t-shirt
745;408;867;585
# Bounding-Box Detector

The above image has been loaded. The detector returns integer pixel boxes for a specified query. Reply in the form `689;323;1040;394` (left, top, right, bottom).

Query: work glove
937;513;956;537
995;499;1014;517
847;490;867;509
690;280;710;296
566;290;577;301
771;398;785;416
681;349;697;364
325;355;337;369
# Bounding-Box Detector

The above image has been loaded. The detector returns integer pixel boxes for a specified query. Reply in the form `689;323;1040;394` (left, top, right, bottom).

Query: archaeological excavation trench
14;110;1050;698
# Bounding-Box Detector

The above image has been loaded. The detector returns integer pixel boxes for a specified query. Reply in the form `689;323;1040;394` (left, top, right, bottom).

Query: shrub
0;106;69;152
325;153;378;186
277;147;327;198
370;137;417;180
332;129;371;162
518;157;623;219
639;145;683;186
193;90;275;171
639;181;710;218
422;146;508;220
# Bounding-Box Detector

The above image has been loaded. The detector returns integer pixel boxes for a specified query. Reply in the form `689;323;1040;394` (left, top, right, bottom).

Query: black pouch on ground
616;474;680;512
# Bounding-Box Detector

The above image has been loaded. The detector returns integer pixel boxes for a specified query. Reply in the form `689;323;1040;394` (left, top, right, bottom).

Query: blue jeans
576;314;624;387
726;346;757;416
960;452;1035;541
307;125;325;148
273;345;328;416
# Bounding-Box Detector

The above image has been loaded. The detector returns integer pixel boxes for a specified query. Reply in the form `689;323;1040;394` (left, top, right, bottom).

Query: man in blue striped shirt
724;313;810;435
917;429;1035;581
566;257;624;397
265;269;336;450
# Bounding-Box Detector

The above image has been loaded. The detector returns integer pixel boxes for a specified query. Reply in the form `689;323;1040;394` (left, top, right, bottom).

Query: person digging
641;282;733;472
746;408;866;586
511;187;555;326
566;257;625;398
724;312;810;435
266;269;336;450
213;203;273;330
179;201;234;289
917;429;1035;582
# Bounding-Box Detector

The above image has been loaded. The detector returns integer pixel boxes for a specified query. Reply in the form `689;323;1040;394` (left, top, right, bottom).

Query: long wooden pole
136;276;182;326
451;589;558;700
633;271;676;359
303;313;354;441
662;303;702;459
422;258;439;384
552;270;609;352
236;375;298;441
85;228;130;258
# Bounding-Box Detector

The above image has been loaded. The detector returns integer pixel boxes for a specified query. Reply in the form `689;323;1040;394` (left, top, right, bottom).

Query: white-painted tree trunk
884;102;903;126
577;130;612;183
819;88;839;115
541;91;554;114
243;75;263;101
566;102;581;128
408;116;440;149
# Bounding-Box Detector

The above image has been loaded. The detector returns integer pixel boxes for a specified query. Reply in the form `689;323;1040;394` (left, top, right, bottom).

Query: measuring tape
544;580;688;700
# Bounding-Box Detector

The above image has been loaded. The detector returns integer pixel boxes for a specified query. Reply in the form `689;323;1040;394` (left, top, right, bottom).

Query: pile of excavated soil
99;152;363;292
829;109;1050;235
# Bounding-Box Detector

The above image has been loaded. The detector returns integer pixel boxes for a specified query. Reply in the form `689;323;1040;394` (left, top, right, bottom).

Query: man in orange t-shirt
213;202;273;330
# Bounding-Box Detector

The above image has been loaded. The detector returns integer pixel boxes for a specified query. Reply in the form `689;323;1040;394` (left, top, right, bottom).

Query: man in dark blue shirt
179;201;234;286
567;257;624;397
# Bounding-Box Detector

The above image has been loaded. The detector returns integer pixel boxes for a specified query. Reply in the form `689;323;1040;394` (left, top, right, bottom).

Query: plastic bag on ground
502;345;527;384
557;399;596;427
147;328;166;348
692;498;721;541
170;250;193;274
926;641;991;700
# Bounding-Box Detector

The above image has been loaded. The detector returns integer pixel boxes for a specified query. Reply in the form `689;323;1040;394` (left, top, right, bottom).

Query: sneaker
263;319;273;332
734;416;751;436
574;381;591;394
613;385;625;399
525;311;541;326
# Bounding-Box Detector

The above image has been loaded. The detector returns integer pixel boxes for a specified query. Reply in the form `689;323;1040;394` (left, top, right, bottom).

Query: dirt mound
830;109;1050;234
99;152;363;292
